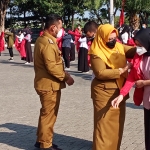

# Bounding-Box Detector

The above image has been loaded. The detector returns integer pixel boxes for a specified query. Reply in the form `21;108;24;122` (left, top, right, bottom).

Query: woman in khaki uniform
5;29;15;61
89;24;136;150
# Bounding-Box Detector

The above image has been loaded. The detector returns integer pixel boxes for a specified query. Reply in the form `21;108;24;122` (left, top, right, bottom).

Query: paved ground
0;49;145;150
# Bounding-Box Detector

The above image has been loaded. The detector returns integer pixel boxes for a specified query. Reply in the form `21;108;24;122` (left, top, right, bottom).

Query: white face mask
56;28;63;38
142;26;146;29
136;46;147;55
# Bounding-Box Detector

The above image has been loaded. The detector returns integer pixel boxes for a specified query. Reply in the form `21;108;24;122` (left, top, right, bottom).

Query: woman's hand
135;80;145;88
126;62;133;70
119;63;132;75
111;95;124;108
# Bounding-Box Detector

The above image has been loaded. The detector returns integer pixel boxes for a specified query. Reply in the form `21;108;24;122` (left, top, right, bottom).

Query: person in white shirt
120;25;131;44
24;30;33;64
16;30;24;43
78;36;89;73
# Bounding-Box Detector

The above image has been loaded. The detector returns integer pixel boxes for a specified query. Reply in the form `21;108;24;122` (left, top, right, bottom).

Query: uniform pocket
51;82;61;91
104;82;118;89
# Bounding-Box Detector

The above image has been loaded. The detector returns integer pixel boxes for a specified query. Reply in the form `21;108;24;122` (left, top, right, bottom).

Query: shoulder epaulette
48;39;54;44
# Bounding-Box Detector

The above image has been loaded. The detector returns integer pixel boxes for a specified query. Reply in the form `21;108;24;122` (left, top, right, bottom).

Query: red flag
119;0;125;26
119;9;125;26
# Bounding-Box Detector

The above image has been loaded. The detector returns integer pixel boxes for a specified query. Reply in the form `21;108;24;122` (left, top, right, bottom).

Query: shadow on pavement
1;51;20;56
126;102;143;109
0;60;34;68
0;123;92;150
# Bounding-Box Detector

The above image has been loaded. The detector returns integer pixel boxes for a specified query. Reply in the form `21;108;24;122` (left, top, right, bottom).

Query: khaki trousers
36;90;61;148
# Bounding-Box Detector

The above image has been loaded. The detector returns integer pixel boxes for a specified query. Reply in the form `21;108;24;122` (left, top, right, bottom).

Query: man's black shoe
34;142;58;148
41;146;62;150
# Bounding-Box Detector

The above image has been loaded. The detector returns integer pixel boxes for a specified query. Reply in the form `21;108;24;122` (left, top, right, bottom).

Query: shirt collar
43;31;56;43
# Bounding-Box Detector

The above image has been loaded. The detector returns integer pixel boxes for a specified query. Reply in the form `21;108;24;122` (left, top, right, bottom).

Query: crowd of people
0;26;33;64
39;21;98;73
33;14;150;150
0;13;150;150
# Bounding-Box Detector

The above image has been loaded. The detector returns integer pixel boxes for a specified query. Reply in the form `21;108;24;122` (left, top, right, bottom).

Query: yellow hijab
89;24;127;89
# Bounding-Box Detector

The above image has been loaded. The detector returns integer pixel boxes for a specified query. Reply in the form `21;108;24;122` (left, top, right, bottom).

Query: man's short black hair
84;21;98;34
44;14;62;30
65;28;70;33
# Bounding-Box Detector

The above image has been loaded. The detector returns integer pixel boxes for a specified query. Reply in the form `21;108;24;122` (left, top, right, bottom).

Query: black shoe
41;146;62;150
34;142;40;148
8;58;14;61
34;142;58;148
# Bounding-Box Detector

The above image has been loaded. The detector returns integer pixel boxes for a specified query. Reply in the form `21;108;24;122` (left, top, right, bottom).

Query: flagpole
110;0;114;26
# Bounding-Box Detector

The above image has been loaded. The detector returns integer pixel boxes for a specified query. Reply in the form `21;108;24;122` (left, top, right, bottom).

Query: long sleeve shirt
62;34;72;48
78;37;88;49
16;33;24;43
140;56;150;109
119;54;150;106
24;34;31;42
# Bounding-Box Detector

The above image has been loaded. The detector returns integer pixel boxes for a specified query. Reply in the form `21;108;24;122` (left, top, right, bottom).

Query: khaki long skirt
92;88;126;150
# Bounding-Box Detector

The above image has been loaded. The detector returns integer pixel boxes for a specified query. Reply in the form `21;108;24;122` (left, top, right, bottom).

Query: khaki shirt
5;32;14;48
34;31;69;91
90;45;136;99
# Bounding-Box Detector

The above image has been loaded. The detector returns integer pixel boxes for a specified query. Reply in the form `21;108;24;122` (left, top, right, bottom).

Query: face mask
57;29;63;38
142;26;146;29
136;46;147;55
106;39;116;49
87;35;95;41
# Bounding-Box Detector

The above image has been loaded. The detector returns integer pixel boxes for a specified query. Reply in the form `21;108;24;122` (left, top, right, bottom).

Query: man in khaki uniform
34;14;74;150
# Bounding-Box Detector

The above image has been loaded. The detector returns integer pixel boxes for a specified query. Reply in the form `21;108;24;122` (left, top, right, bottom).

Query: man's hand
66;76;74;86
65;71;70;76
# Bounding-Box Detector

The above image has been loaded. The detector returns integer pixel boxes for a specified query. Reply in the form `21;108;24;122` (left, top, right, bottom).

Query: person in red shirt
74;24;82;52
112;28;150;150
0;31;5;56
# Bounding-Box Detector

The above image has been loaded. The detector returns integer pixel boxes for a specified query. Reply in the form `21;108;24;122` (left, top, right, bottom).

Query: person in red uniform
74;24;82;52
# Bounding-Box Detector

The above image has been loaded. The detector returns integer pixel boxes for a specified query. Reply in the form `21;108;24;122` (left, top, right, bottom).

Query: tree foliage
2;0;150;29
124;0;150;29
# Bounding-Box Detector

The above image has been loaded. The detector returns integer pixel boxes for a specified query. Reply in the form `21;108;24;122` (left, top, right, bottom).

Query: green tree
13;0;63;28
124;0;150;29
87;0;122;24
62;0;88;29
87;0;104;24
32;0;63;28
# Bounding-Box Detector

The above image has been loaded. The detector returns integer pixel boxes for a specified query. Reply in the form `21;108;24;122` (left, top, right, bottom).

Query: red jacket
74;29;81;52
15;37;26;57
127;38;136;46
120;53;144;106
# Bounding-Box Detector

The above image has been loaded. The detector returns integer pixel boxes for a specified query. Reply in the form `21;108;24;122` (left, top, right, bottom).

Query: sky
75;9;120;19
